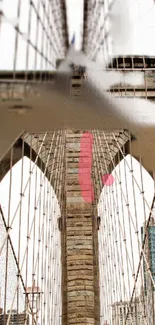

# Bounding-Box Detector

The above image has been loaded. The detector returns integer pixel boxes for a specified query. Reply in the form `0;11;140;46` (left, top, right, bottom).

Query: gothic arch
96;137;154;201
0;137;61;203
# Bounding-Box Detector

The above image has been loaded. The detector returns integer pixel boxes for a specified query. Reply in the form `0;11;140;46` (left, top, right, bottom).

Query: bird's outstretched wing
65;47;155;172
1;44;155;174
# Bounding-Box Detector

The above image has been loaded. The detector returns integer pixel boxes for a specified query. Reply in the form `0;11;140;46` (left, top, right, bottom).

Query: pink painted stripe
79;132;94;203
78;133;115;202
102;173;115;186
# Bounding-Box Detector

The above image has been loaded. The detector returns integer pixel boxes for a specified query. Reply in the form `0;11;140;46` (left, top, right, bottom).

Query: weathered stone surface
66;229;92;236
66;202;92;212
67;260;93;267
62;129;100;325
67;294;94;302
67;253;93;260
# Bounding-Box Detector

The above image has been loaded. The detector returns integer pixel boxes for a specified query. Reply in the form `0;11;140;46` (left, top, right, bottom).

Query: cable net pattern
1;130;155;325
83;0;113;63
0;0;68;72
0;131;66;325
91;130;155;325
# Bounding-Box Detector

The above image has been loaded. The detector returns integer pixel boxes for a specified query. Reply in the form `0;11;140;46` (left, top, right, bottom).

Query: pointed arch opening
0;132;64;325
98;154;155;325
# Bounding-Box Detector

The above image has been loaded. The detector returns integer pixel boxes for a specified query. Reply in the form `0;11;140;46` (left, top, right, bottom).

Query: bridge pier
62;130;100;325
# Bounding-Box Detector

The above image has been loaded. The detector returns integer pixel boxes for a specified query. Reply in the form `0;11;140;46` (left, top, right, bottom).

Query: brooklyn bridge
0;0;155;324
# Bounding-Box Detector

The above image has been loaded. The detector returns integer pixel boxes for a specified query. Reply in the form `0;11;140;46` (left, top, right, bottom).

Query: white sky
110;0;155;56
65;0;84;50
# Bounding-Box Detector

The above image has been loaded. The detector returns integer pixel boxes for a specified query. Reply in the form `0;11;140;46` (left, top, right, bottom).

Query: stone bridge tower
0;58;155;325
